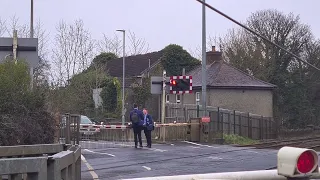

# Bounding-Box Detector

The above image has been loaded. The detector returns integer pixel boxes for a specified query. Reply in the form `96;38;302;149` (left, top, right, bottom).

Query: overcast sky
1;0;320;55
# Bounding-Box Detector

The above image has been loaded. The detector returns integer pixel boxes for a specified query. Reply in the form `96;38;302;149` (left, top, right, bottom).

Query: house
166;46;276;117
92;51;164;119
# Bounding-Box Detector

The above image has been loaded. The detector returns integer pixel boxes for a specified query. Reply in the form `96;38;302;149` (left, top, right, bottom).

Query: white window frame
166;94;169;103
176;94;181;103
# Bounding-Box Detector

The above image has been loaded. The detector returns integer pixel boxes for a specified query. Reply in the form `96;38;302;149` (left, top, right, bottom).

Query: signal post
151;73;193;142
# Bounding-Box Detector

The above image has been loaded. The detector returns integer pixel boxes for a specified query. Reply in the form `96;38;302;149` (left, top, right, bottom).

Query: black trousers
133;126;142;147
144;129;152;147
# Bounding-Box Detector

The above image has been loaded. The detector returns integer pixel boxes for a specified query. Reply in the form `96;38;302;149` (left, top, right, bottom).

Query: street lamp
116;29;125;126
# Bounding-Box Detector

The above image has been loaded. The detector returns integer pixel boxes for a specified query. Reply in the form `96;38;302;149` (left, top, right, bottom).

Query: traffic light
277;146;319;178
170;76;192;94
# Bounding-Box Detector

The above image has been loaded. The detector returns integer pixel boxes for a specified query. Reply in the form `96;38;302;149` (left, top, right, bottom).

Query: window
81;115;93;124
166;94;169;103
176;94;181;103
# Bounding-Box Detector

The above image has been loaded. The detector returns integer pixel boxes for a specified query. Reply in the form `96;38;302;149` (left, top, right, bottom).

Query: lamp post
30;0;34;90
116;29;126;126
30;0;34;38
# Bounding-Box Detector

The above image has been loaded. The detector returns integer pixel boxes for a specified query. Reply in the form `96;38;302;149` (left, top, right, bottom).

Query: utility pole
201;0;207;116
161;70;166;142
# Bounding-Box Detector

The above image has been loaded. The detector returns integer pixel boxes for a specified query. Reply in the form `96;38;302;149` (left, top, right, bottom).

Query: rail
0;143;81;180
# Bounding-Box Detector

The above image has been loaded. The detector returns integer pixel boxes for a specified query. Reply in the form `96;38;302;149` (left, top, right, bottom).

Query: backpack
131;112;140;124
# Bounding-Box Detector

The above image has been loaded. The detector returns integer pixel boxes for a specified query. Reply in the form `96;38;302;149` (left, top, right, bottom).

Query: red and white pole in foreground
123;169;288;180
123;147;320;180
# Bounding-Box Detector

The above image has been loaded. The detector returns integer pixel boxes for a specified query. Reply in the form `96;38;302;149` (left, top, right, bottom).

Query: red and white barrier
96;122;198;129
99;125;129;129
155;123;197;127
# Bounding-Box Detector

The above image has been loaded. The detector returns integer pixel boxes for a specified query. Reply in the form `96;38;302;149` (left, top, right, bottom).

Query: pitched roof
189;61;276;90
105;51;163;77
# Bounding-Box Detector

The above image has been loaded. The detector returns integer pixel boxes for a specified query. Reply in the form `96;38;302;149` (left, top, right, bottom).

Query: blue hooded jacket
143;114;154;131
129;108;144;127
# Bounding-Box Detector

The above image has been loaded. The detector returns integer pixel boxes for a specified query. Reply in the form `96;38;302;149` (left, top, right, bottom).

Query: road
80;140;279;180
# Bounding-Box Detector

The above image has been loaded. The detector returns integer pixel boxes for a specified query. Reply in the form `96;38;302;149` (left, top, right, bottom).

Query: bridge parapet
0;144;81;180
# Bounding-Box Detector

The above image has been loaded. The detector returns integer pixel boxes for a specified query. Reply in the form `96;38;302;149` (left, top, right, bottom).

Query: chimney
206;46;222;64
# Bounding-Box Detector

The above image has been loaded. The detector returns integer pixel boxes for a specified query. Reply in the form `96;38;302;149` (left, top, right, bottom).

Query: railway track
237;136;320;150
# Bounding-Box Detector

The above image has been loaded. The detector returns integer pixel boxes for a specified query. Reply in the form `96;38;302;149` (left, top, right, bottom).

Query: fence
80;103;277;146
165;103;277;140
0;144;81;180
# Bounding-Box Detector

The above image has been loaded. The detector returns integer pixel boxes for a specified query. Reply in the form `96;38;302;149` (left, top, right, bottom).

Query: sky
1;0;320;56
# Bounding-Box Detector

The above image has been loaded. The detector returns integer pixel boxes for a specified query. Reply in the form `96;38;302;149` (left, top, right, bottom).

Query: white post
161;70;166;142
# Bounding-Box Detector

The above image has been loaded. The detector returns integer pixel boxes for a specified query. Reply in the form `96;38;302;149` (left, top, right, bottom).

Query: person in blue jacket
142;108;154;148
129;103;144;148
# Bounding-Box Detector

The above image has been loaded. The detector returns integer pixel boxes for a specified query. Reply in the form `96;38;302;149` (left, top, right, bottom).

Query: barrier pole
122;169;320;180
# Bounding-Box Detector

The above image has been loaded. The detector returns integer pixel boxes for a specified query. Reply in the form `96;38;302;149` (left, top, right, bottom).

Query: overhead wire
195;0;320;71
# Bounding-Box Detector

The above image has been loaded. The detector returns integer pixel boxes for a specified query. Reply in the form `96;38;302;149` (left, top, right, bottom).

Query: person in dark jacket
129;103;144;148
142;108;154;148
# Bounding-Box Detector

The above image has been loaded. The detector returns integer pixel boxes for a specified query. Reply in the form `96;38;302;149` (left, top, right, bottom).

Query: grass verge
223;134;258;145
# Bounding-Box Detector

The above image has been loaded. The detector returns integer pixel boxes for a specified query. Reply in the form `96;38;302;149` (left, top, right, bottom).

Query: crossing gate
58;112;221;149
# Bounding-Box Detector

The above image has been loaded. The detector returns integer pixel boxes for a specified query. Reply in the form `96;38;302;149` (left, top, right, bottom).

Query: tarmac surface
80;140;279;180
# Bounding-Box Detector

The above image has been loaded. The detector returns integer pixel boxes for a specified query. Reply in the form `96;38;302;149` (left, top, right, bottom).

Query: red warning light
297;151;315;173
172;80;177;85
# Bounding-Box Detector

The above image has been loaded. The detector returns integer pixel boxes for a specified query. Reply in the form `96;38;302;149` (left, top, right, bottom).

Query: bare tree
51;19;95;86
127;31;149;55
98;30;149;56
97;33;122;56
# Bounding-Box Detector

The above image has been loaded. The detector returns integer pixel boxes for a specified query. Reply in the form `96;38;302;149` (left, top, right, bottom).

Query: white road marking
151;148;167;152
81;141;132;147
182;141;218;148
170;144;174;146
245;150;259;154
190;146;201;149
142;166;152;170
81;155;99;180
81;141;167;152
84;149;115;157
208;156;223;160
